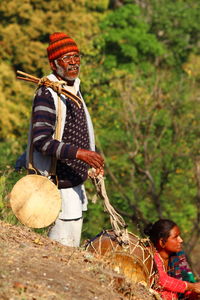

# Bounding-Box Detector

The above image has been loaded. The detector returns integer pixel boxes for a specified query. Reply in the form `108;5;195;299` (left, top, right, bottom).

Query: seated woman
144;219;200;299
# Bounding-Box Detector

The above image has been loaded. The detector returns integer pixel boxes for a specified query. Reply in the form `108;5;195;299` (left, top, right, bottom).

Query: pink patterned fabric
154;252;187;300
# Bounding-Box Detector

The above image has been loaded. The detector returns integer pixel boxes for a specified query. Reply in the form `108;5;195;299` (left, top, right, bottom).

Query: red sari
154;252;187;300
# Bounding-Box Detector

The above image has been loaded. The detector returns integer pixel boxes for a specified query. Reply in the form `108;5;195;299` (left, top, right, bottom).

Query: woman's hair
144;219;177;246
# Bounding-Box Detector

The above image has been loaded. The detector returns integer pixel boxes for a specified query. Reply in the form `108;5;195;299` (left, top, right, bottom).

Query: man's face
52;51;81;81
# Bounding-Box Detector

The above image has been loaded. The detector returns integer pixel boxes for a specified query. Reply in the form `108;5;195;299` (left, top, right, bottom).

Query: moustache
66;64;80;71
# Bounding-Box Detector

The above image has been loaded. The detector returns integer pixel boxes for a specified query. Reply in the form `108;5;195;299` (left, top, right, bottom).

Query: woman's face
163;225;183;253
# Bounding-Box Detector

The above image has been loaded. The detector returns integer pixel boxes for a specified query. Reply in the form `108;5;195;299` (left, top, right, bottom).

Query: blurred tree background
0;0;200;275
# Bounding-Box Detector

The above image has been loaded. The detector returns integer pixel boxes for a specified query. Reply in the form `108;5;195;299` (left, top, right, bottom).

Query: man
28;32;104;247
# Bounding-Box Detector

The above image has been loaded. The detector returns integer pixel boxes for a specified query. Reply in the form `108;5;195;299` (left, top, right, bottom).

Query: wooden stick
17;70;39;81
17;70;82;108
17;76;38;83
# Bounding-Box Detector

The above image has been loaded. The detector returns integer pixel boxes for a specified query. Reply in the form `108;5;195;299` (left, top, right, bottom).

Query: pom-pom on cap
47;32;79;62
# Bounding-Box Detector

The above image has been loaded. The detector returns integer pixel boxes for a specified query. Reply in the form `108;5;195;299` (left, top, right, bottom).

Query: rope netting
88;170;160;294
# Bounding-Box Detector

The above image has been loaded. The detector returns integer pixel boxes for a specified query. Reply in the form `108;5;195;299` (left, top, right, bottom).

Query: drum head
10;175;61;228
109;251;151;287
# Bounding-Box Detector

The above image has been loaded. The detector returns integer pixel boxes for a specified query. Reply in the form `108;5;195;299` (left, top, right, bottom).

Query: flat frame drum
10;174;61;228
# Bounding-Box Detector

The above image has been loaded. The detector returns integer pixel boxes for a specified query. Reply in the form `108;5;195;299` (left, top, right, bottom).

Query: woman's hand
187;282;200;294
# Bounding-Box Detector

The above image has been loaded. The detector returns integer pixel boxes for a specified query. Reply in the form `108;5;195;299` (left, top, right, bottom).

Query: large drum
85;230;156;288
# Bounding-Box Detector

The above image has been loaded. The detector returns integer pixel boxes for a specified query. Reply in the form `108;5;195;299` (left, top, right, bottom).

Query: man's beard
54;61;80;81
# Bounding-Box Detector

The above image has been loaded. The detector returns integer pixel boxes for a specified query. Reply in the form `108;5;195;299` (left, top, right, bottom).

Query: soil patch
0;221;157;300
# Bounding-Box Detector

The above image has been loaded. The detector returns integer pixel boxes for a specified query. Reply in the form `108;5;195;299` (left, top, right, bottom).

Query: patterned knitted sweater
32;85;90;189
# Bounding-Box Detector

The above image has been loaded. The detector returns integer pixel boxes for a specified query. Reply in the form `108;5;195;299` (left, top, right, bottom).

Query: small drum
85;230;156;288
10;174;61;228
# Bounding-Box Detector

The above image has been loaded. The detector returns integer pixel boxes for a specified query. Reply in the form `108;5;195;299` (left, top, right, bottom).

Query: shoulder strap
28;93;62;176
49;94;62;175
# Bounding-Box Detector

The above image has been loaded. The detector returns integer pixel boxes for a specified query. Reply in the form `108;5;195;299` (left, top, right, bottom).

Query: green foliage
0;139;25;223
0;0;199;261
0;62;32;142
98;4;165;72
146;0;200;66
89;65;200;240
85;0;109;11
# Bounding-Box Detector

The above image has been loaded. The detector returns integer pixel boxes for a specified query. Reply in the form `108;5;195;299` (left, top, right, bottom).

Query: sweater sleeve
32;87;78;159
154;252;187;293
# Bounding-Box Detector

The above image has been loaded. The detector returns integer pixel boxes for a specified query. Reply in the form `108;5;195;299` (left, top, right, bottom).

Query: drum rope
88;171;158;284
89;171;132;245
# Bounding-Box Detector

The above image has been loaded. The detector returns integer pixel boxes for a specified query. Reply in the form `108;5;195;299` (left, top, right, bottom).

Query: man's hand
76;149;104;173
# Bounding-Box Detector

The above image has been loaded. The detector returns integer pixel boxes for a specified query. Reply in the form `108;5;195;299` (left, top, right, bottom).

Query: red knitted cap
47;32;79;61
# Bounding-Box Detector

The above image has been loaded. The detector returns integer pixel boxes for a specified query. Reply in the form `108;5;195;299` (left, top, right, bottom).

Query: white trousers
48;217;83;247
48;184;87;247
